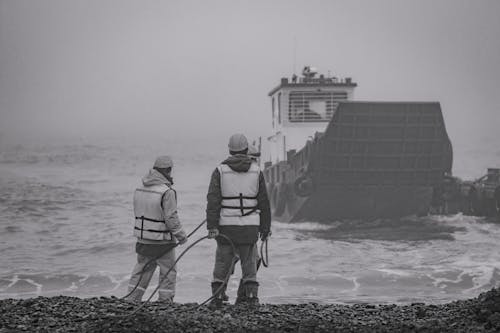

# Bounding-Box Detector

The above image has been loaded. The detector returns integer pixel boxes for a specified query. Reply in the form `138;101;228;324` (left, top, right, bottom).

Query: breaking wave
1;142;500;304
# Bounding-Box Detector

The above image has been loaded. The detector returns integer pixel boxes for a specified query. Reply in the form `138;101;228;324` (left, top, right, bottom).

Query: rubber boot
245;281;259;306
235;279;246;305
209;282;226;308
236;281;259;306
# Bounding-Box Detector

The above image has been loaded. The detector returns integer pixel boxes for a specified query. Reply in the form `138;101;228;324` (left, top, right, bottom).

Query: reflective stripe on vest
218;163;260;226
133;184;173;241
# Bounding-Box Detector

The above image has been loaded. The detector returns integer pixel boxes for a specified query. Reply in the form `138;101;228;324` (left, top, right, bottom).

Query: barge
262;67;453;222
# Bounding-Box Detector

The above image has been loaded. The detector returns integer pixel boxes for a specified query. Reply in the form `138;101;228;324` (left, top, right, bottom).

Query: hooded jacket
135;169;187;245
206;154;271;244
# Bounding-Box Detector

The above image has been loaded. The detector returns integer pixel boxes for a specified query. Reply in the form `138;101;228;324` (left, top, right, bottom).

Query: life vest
218;163;260;226
133;183;173;241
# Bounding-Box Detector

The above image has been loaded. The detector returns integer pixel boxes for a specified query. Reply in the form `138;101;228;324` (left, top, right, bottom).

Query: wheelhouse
267;67;357;164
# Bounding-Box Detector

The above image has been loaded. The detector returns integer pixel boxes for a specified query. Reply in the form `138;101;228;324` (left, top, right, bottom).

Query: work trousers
126;249;176;302
213;243;257;284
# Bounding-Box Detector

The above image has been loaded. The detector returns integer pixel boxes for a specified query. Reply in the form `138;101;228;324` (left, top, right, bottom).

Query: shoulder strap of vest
217;164;227;174
160;186;176;210
249;162;260;172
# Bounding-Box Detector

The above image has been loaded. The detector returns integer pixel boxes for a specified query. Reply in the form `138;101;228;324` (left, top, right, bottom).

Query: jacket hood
142;169;172;187
222;154;253;172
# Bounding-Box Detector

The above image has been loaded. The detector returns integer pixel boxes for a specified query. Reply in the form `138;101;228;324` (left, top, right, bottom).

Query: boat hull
276;185;432;222
264;101;453;222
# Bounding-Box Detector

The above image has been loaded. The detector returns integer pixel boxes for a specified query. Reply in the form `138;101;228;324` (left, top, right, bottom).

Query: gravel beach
1;288;499;332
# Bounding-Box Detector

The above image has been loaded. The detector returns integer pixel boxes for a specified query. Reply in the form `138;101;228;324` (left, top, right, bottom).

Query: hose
259;238;269;268
83;232;239;333
122;219;207;300
85;233;260;332
123;233;238;317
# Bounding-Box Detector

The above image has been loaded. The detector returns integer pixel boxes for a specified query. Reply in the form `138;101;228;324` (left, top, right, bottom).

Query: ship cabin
266;67;357;165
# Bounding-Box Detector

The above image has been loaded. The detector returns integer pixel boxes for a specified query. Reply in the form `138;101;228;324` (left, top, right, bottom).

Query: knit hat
153;155;173;169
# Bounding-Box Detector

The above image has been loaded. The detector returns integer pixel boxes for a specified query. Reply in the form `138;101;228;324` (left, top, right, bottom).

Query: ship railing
293;77;353;85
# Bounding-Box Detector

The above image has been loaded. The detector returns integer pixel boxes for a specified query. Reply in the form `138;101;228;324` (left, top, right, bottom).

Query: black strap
140;217;144;239
221;205;258;210
135;216;165;223
221;192;259;216
221;195;258;200
242;208;258;216
134;227;172;234
239;193;244;215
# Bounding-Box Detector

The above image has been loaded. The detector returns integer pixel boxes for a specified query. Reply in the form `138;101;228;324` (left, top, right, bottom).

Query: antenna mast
293;36;297;75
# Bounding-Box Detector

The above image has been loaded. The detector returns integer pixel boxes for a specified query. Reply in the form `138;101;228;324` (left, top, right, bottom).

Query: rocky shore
1;288;500;332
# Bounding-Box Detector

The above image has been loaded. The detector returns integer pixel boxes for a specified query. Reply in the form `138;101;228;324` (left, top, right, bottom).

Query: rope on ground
84;233;250;332
125;236;209;317
123;233;238;317
122;219;207;300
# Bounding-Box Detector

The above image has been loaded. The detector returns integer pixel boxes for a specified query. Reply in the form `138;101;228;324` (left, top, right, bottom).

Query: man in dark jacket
206;133;271;306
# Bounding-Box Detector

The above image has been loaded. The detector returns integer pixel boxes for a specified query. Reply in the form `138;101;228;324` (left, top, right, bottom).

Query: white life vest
218;162;260;226
133;183;173;241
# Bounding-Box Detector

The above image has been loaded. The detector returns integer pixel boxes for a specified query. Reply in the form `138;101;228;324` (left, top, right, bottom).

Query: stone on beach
0;288;499;332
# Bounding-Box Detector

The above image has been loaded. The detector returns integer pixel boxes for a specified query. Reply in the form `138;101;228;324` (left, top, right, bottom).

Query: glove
208;228;219;239
260;230;271;241
174;230;188;245
177;236;187;245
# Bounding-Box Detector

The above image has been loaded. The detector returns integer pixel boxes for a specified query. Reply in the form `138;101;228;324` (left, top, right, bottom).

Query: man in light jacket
126;156;187;302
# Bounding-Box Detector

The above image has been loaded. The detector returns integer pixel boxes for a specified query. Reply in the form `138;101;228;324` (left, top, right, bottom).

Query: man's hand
260;230;271;241
208;228;219;239
177;236;187;245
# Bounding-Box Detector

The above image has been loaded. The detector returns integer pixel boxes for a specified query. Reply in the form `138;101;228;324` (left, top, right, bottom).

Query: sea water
1;139;499;304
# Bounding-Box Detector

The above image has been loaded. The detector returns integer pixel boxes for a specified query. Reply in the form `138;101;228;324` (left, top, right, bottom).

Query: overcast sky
1;0;499;150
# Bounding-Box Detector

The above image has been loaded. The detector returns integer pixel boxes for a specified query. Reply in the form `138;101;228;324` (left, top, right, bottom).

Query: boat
458;168;500;220
262;66;453;222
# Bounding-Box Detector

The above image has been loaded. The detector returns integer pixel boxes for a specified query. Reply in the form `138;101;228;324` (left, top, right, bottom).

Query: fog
1;0;499;151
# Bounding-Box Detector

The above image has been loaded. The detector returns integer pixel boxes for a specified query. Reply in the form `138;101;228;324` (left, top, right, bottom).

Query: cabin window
288;91;348;122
